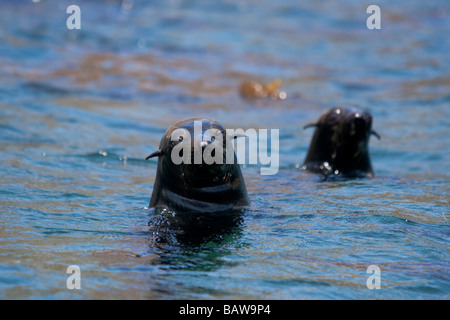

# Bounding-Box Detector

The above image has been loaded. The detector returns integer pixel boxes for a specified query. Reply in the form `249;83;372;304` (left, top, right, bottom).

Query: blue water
0;0;449;299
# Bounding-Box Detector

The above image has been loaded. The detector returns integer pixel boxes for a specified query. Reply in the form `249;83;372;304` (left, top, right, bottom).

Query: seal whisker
371;130;381;140
303;123;318;130
146;150;163;160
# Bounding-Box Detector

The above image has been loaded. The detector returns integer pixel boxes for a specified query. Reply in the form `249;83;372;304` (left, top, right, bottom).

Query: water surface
0;0;449;299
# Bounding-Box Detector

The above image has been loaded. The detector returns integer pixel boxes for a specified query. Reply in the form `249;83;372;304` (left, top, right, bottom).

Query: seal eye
171;136;184;147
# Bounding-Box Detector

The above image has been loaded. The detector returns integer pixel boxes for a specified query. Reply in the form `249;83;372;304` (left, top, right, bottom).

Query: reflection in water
148;209;245;245
145;209;245;271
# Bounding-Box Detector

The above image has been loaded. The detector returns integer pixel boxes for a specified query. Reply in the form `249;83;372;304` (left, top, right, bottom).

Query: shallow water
0;0;449;299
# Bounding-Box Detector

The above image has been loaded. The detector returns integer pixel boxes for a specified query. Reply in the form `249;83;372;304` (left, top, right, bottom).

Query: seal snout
195;134;216;149
348;113;370;137
199;140;210;149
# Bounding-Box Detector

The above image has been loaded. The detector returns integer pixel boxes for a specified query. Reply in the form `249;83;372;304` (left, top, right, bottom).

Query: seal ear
145;150;163;160
370;130;381;140
303;123;317;130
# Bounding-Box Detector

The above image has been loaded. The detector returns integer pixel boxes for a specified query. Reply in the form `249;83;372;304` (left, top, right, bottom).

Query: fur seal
146;118;250;213
302;107;380;178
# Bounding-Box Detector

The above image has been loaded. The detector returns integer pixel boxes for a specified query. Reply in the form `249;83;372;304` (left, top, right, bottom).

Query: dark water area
0;0;449;299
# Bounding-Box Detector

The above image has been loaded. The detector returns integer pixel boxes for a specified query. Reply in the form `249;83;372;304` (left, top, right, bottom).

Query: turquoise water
0;0;449;299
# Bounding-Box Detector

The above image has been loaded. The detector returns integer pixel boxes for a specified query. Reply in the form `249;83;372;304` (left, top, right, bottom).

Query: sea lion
146;118;250;213
302;107;380;178
239;79;287;100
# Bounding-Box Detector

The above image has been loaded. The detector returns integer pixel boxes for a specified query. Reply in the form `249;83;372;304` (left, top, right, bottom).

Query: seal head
147;118;250;213
303;107;379;178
